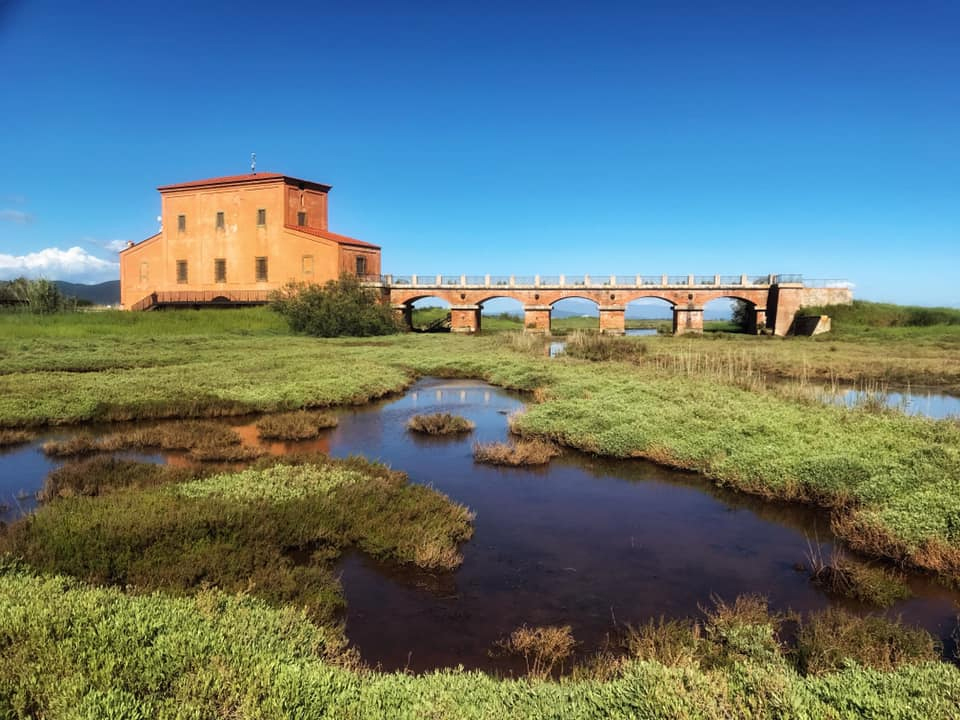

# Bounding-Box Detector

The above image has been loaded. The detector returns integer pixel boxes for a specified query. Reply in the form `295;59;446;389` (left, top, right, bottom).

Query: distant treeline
803;300;960;327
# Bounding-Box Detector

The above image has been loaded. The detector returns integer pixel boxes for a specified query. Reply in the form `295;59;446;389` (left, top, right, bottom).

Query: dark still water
1;378;957;674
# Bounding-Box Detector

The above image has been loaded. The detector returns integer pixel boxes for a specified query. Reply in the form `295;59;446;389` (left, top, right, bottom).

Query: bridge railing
376;274;831;289
801;278;853;288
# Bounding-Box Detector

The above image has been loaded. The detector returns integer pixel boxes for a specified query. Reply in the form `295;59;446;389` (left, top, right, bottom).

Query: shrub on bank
270;274;400;337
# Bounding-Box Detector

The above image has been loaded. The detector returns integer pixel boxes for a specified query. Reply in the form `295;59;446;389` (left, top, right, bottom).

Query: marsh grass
1;573;957;718
39;457;203;502
497;331;548;354
42;421;242;457
187;444;267;462
623;617;702;667
614;594;937;679
0;429;33;447
406;412;475;436
563;331;645;362
256;411;339;440
794;607;940;675
473;439;560;466
493;625;577;679
805;541;912;607
2;455;474;623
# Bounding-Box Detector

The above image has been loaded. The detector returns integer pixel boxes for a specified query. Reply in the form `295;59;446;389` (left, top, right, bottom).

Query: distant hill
54;280;121;306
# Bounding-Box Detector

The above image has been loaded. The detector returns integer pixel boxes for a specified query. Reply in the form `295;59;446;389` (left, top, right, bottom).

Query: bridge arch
624;296;674;334
702;295;764;334
550;296;600;334
475;295;525;331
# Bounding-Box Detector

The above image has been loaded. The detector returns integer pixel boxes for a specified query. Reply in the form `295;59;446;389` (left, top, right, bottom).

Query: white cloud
0;247;119;284
103;239;133;253
0;209;33;224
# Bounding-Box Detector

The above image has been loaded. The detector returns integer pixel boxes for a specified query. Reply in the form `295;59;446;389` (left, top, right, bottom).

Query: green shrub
270;274;400;337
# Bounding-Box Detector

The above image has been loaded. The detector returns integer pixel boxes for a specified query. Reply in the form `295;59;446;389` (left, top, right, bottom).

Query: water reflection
835;388;960;419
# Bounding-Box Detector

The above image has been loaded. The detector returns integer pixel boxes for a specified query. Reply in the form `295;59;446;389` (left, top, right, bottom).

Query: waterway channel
1;377;958;673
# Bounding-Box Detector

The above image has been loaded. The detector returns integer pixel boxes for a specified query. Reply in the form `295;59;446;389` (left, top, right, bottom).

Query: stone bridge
379;274;853;336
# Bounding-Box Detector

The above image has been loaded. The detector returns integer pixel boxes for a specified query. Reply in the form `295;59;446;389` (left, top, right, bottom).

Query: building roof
286;224;380;250
157;173;332;193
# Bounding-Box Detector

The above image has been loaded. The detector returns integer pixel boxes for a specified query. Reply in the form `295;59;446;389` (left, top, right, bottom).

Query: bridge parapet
376;273;798;290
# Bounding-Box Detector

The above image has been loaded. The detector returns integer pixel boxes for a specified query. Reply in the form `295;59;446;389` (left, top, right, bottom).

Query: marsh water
1;377;958;673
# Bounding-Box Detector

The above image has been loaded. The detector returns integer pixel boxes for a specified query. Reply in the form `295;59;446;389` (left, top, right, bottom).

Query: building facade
119;173;380;309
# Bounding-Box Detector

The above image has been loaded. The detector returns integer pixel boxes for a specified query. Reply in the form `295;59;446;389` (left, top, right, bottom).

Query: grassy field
2;306;960;715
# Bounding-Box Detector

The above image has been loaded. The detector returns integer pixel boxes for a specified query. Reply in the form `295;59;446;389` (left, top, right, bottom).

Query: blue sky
1;0;957;305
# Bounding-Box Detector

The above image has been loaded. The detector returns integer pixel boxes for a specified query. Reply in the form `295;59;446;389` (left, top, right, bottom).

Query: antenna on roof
250;152;257;175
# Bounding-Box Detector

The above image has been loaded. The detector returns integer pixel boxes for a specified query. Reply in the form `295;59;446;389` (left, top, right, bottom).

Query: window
355;256;367;277
139;261;149;282
301;254;313;275
256;208;266;226
297;211;306;227
176;260;188;284
255;256;268;282
177;214;186;233
214;258;226;283
216;211;224;230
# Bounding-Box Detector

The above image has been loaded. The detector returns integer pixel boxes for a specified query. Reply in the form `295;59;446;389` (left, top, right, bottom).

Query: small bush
806;544;912;607
493;625;576;679
623;617;702;667
256;411;339;440
699;594;788;669
406;413;475;436
795;607;939;675
473;439;560;466
270;274;400;337
0;429;34;447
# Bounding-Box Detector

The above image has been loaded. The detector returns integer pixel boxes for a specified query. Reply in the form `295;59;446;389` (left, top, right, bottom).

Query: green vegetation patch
0;455;474;624
2;567;958;719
